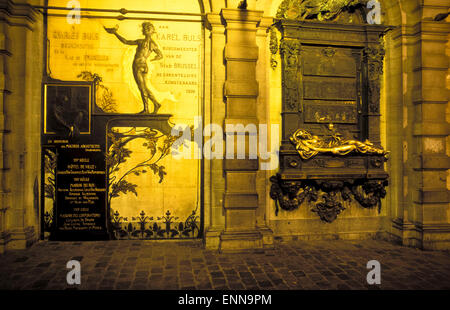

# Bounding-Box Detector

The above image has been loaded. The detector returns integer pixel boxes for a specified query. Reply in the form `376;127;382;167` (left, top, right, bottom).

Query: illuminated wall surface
0;0;446;252
46;0;203;224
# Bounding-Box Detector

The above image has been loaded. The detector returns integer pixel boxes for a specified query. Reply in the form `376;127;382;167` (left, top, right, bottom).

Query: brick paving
0;239;449;290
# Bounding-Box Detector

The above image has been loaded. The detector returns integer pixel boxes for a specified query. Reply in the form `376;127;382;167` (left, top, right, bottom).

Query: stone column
0;5;12;254
220;8;264;252
0;0;42;251
256;17;275;248
204;13;227;250
412;18;450;250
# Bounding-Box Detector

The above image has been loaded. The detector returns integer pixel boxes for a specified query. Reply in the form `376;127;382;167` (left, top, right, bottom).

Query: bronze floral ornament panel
42;10;204;240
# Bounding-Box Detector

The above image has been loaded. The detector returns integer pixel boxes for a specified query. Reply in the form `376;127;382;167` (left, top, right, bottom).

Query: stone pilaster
256;17;275;249
219;8;263;253
0;0;42;251
0;2;12;254
203;13;227;250
411;19;450;250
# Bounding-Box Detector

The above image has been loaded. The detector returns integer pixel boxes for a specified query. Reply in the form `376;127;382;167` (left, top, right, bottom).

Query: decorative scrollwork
311;192;346;223
78;71;118;113
290;129;389;160
269;174;317;215
43;149;57;234
322;47;336;57
276;0;366;21
106;127;182;206
364;43;385;114
280;38;301;110
351;179;388;213
269;27;279;69
111;209;200;240
270;175;388;222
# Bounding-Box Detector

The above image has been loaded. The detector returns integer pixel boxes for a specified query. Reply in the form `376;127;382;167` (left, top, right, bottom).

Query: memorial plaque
304;101;358;124
302;46;357;77
53;143;108;240
42;0;204;240
303;76;356;100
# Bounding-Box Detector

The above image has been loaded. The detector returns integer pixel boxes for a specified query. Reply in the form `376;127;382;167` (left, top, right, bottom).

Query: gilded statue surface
290;129;389;160
277;0;363;21
105;22;163;114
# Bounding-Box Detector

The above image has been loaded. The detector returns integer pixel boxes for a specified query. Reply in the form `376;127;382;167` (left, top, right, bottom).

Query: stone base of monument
219;230;263;253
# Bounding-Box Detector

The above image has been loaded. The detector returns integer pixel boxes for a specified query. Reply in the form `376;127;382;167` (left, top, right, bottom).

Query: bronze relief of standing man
105;22;163;114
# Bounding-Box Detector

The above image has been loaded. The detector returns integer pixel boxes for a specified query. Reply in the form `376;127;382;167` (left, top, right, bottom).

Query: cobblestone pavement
0;239;449;290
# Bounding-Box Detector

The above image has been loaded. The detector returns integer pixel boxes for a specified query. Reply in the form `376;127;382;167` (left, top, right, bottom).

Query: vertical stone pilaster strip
220;8;264;252
204;13;227;250
412;19;450;250
364;42;385;147
0;0;40;251
0;20;11;253
256;17;274;248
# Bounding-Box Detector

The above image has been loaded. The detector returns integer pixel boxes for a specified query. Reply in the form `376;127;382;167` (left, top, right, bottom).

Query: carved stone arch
198;0;212;13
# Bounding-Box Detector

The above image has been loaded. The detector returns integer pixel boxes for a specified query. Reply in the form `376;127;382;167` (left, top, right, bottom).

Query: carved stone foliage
270;174;388;222
78;71;118;113
270;174;317;215
269;27;279;69
364;43;385;114
276;0;367;22
280;38;301;110
311;192;346;223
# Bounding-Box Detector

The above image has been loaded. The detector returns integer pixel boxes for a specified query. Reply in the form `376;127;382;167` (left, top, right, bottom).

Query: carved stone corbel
270;176;389;222
311;192;346;223
269;174;317;216
351;179;388;213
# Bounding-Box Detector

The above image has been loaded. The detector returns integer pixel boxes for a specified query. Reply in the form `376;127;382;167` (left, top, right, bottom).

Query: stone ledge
224;158;259;171
225;45;258;61
203;226;223;250
0;0;38;30
273;231;389;242
416;189;449;203
413;122;450;136
224;80;259;97
421;155;450;169
5;226;36;251
0;230;11;254
221;9;264;24
219;229;263;253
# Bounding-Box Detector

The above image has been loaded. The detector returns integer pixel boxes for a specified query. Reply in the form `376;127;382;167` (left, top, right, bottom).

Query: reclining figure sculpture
290;128;389;160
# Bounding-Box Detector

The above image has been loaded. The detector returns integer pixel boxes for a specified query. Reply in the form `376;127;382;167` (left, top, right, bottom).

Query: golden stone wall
0;0;448;252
